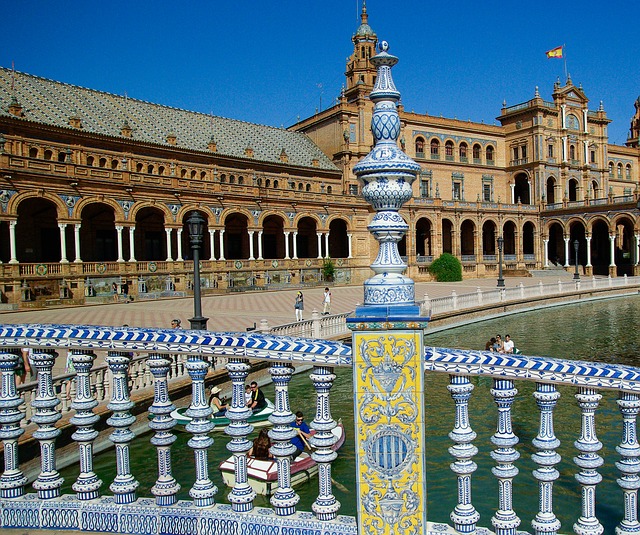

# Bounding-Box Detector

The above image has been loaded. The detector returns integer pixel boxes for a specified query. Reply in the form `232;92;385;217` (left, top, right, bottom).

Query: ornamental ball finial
379;40;389;52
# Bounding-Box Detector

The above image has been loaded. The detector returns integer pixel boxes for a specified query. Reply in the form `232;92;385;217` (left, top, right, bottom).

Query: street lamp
497;235;505;288
187;211;208;330
573;239;580;280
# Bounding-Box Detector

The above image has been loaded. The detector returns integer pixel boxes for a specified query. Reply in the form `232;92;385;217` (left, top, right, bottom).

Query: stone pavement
1;274;575;333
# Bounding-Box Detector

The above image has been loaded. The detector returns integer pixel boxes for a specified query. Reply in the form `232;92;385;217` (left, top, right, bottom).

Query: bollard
312;309;321;338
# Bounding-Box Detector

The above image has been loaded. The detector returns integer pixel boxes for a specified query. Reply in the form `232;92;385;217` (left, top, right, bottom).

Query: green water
58;294;640;532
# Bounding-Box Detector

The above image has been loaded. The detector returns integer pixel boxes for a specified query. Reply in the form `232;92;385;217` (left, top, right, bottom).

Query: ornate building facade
0;4;638;308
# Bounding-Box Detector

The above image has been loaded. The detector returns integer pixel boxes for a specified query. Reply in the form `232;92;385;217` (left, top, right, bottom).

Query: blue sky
2;1;638;145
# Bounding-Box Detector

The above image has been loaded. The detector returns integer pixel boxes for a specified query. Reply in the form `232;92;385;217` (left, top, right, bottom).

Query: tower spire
344;0;377;102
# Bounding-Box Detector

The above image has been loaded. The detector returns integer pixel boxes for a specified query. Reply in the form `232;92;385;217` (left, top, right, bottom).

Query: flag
546;46;563;59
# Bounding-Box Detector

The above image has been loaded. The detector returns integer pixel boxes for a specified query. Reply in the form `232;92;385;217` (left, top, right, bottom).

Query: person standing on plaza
121;281;129;302
322;287;332;315
294;291;304;321
112;281;118;302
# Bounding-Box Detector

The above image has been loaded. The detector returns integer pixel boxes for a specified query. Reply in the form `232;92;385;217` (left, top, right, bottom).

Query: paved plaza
1;275;572;333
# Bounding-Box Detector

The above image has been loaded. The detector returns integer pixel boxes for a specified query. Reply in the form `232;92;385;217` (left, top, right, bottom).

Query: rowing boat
168;399;275;429
219;421;345;495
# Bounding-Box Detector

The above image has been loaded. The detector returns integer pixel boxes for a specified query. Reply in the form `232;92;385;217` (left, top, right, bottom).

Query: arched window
617;164;623;179
430;139;440;157
100;158;107;168
459;142;468;160
273;180;279;188
191;170;197;179
220;174;226;183
298;183;303;191
29;147;38;158
238;176;244;185
88;156;96;167
158;166;165;176
265;179;271;188
486;145;494;163
201;171;207;179
609;162;614;176
415;137;425;156
147;164;154;174
135;162;142;172
569;145;576;160
306;184;311;192
57;151;66;162
111;159;119;169
44;149;53;160
327;186;333;194
626;165;632;180
445;140;454;160
472;144;481;160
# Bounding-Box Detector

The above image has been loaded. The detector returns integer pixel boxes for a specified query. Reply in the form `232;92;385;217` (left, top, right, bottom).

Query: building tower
344;1;378;103
627;96;640;148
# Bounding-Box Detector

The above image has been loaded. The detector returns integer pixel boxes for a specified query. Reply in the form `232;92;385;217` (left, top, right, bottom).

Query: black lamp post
187;211;208;330
573;239;580;280
497;235;505;288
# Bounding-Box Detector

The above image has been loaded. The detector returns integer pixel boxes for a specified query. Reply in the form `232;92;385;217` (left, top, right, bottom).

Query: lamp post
497;235;505;288
187;211;208;330
573;239;580;280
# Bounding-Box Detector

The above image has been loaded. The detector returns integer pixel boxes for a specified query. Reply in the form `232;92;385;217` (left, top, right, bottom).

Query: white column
324;232;330;258
257;231;263;260
528;181;532;204
292;231;298;259
510;183;515;204
317;232;323;258
74;224;82;263
115;225;124;262
582;108;588;133
562;136;568;162
543;239;549;267
609;234;616;267
635;235;640;266
165;228;173;261
218;229;225;261
586;236;592;267
564;237;570;267
8;220;18;264
248;230;255;260
176;229;183;261
284;231;290;259
209;229;216;260
348;233;353;258
583;140;588;163
128;226;136;262
59;223;69;263
561;104;566;128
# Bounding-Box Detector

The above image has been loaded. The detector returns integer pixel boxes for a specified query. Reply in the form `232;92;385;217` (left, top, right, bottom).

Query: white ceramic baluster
106;350;139;504
225;358;255;512
531;382;562;535
574;387;604;535
70;349;102;500
269;363;299;516
95;368;105;401
448;374;480;533
0;350;27;498
616;391;640;534
490;378;521;535
30;349;64;499
310;365;340;520
148;352;180;505
185;355;217;506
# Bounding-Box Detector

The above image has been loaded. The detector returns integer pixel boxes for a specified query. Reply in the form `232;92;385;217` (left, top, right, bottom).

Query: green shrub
322;257;335;282
428;253;462;282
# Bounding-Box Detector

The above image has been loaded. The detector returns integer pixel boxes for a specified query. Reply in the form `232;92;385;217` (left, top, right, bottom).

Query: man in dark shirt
248;381;267;412
290;411;312;460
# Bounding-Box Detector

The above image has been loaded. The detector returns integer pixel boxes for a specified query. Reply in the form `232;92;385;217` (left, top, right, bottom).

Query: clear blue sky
2;1;637;145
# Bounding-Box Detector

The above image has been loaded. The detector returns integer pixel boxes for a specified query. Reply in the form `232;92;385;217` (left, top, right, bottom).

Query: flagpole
563;44;568;81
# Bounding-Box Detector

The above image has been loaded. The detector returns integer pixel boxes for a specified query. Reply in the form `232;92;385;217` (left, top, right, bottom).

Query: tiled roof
0;68;339;172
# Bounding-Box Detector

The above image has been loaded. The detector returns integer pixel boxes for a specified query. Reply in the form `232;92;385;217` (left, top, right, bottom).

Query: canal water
58;294;640;532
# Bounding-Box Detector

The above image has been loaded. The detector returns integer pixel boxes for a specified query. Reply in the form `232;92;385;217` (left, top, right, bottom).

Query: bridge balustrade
1;325;640;534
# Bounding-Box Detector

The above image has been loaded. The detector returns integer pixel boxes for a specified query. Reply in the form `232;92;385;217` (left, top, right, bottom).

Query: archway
546;177;556;204
590;220;610;276
482;221;497;256
80;202;117;261
262;215;285;259
522;222;535;257
514;173;530;204
180;211;210;261
224;213;249;260
442;219;453;254
135;207;167;261
329;218;349;258
569;221;587;272
548;222;565;266
415;218;432;257
460;220;475;257
568;179;579;202
503;221;516;257
16;197;61;262
296;217;318;258
614;217;635;276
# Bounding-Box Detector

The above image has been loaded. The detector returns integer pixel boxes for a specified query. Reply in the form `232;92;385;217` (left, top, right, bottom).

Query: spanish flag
546;46;563;59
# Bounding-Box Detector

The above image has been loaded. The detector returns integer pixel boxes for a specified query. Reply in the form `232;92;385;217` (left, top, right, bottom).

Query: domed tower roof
354;1;375;38
344;1;378;102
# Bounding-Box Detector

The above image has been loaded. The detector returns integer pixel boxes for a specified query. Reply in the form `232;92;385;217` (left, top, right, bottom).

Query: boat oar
331;477;349;493
298;429;312;450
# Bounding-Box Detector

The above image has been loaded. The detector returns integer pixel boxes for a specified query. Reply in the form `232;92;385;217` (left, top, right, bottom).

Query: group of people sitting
248;411;311;461
485;333;516;353
207;380;267;416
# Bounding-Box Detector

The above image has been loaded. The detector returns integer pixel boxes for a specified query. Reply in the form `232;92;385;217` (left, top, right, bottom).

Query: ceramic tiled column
347;41;428;535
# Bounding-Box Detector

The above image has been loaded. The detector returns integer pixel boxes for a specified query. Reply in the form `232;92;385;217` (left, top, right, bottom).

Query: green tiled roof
0;68;338;172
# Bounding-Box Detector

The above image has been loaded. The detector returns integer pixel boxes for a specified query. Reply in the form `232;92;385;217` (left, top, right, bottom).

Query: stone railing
1;325;640;533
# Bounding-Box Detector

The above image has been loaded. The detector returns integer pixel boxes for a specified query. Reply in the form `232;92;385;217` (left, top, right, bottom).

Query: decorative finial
534;86;540;98
599;100;604;111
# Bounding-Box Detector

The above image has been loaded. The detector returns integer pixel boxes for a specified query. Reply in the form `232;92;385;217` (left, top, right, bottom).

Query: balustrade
1;326;640;534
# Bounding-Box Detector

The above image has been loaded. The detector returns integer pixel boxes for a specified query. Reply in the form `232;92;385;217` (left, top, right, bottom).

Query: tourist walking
112;282;118;302
322;287;332;315
294;291;304;321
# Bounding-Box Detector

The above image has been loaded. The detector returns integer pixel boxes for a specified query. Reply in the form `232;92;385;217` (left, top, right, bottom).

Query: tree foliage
428;253;462;282
322;257;335;281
